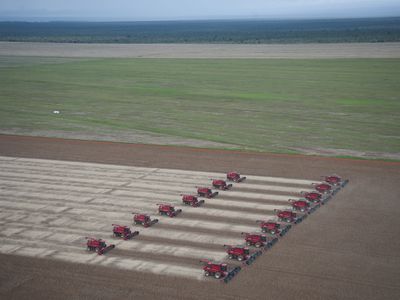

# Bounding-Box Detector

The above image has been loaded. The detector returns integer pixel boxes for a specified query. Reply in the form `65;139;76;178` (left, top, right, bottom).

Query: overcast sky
1;0;400;21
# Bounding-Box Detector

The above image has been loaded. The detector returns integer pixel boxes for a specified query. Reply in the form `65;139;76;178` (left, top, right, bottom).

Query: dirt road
1;41;400;58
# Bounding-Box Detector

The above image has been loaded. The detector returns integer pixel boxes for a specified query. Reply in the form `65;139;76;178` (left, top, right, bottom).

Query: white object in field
53;110;60;114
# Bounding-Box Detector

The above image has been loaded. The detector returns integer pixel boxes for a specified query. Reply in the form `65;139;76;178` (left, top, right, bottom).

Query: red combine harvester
181;194;205;207
241;232;278;249
323;174;349;187
85;237;115;255
256;220;291;236
157;203;182;217
301;191;329;204
275;209;305;224
313;182;334;194
226;172;246;183
289;199;320;214
224;245;250;261
224;245;263;266
112;224;139;240
132;213;159;227
200;259;241;283
197;187;219;198
288;199;310;212
212;179;233;190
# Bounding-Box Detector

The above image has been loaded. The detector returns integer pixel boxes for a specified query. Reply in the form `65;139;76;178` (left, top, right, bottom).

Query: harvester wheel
215;272;222;279
255;242;261;248
246;241;251;246
204;271;210;277
228;254;233;259
238;256;244;261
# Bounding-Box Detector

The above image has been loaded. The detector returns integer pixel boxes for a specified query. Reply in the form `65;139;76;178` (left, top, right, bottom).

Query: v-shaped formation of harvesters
84;172;348;284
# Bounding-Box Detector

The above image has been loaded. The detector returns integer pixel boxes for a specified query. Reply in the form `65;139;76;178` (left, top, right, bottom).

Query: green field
0;57;399;159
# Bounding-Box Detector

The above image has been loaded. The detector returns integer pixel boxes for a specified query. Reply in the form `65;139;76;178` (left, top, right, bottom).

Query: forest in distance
0;17;399;44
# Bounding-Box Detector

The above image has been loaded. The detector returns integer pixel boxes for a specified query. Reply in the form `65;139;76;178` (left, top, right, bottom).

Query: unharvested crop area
0;56;399;159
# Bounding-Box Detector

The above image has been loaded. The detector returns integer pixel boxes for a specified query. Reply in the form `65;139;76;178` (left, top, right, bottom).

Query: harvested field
1;41;400;58
0;155;312;280
0;135;399;300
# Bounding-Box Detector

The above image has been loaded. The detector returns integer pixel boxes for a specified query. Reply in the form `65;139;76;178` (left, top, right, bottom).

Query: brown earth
0;134;399;300
1;41;400;58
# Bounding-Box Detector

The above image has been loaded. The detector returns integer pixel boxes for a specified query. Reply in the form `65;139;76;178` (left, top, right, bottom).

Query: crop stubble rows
0;155;318;282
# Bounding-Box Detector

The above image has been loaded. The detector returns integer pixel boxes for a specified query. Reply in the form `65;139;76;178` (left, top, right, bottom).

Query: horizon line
1;15;400;23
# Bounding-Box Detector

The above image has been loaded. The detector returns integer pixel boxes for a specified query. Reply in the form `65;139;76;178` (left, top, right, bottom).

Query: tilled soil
0;134;399;300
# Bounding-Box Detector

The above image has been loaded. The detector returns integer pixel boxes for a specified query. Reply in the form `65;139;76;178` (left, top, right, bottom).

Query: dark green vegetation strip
0;57;399;156
1;17;400;43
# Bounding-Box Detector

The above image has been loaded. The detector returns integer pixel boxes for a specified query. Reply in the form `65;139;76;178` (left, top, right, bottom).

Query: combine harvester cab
200;259;241;283
112;224;139;240
157;203;182;217
181;194;205;207
301;191;329;205
241;232;279;250
211;179;233;191
132;213;159;227
85;237;115;255
275;209;306;224
256;220;291;237
226;171;246;183
197;187;219;198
